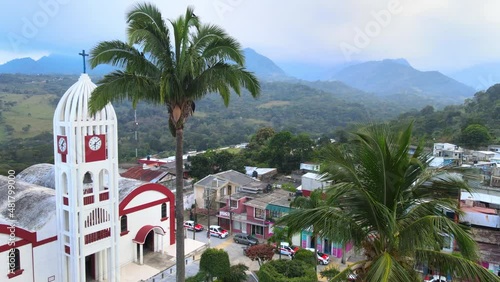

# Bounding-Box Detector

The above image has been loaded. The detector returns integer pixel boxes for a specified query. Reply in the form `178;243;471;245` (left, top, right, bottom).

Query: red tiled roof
120;166;168;182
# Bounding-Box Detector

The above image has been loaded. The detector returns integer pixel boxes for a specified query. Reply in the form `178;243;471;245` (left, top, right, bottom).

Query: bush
293;249;316;267
257;259;316;282
200;248;230;281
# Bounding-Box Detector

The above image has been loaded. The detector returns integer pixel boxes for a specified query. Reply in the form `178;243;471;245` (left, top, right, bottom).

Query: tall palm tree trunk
175;128;185;281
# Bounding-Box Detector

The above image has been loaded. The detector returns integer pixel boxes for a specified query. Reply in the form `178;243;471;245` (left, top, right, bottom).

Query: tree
277;122;500;282
88;3;260;280
244;244;275;267
199;248;230;281
286;189;327;272
458;123;492;149
224;264;249;282
293;249;317;267
267;226;291;260
257;259;317;282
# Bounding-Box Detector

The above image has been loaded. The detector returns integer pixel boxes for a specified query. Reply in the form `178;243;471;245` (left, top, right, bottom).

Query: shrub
199;248;230;281
257;259;316;282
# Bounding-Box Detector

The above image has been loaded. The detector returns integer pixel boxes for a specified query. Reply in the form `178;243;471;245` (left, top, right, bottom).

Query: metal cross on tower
78;50;89;73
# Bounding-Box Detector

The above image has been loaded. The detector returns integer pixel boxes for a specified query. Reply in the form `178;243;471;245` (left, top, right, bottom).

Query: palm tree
277;123;500;281
286;189;327;271
87;3;260;281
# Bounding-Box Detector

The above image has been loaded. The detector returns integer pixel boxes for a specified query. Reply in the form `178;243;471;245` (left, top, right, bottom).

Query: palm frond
88;71;159;113
416;249;500;282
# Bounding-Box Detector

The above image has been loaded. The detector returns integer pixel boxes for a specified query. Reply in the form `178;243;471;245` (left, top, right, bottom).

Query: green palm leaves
277;123;499;282
88;3;260;281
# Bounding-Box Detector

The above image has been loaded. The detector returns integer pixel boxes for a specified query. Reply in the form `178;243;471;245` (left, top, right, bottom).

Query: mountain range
1;48;495;105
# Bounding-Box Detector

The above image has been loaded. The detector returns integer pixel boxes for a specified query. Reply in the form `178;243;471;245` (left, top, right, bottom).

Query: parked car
208;225;228;238
290;245;301;253
183;220;204;232
233;233;259;245
273;242;296;257
424;275;447;282
305;248;330;265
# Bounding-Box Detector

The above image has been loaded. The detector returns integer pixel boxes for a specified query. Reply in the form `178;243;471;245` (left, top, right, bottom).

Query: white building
301;172;332;197
0;74;178;281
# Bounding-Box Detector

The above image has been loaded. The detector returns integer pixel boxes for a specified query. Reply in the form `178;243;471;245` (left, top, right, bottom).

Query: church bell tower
53;56;120;281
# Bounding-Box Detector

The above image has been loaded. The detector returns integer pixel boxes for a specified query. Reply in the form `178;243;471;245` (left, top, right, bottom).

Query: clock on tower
85;134;106;162
57;135;68;162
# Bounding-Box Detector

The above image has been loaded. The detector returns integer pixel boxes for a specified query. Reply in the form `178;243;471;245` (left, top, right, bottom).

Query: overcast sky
1;0;499;72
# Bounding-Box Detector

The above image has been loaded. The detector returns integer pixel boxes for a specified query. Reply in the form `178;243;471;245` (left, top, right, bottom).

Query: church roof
118;177;149;202
17;163;55;189
0;175;56;232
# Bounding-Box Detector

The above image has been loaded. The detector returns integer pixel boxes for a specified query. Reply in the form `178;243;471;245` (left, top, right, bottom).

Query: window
120;215;128;233
270;210;284;219
254;208;265;219
253;225;263;235
7;248;24;278
161;203;167;219
230;199;238;208
9;248;20;272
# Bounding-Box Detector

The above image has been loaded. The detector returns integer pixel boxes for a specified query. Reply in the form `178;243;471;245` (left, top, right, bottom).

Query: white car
209;225;228;239
424;275;447;282
305;248;330;265
274;242;296;256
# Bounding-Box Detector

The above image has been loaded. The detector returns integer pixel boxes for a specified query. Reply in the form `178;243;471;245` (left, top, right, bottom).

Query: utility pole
206;187;211;248
229;189;232;236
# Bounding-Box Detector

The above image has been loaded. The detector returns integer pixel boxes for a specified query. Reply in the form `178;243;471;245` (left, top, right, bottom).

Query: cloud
0;0;499;71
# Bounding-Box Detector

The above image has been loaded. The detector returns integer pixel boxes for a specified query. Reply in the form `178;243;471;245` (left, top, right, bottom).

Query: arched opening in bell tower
85;253;95;281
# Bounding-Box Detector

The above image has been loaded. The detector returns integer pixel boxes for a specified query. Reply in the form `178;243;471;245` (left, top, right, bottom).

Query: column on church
139;244;144;265
133;243;138;263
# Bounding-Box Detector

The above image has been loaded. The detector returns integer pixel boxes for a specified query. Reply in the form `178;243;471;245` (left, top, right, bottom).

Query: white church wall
0;233;13;245
119;201;173;266
33;240;58;281
125;190;166;209
119;229;134;266
35;216;57;241
0;244;33;281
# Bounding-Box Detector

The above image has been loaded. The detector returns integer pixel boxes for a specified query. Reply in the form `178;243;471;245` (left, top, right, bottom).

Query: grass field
257;100;291;109
0;93;56;141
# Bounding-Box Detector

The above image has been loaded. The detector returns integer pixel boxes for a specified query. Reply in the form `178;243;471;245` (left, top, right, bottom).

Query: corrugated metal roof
120;165;169;183
215;170;255;185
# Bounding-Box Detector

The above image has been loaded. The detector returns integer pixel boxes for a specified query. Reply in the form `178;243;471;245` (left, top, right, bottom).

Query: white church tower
53;53;120;281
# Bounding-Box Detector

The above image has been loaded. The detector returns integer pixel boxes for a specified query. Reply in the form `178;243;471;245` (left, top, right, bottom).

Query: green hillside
0;93;57;139
2;73;486;174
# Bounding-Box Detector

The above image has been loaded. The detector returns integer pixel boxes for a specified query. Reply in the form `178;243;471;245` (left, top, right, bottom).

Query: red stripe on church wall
119;183;176;244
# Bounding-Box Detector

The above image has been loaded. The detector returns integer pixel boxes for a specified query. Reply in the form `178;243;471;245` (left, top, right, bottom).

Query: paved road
153;229;339;281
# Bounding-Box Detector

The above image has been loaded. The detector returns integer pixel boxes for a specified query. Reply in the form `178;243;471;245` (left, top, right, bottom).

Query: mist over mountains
0;47;496;104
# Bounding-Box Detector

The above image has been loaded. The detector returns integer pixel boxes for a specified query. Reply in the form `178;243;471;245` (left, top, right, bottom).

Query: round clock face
88;136;102;151
58;137;67;153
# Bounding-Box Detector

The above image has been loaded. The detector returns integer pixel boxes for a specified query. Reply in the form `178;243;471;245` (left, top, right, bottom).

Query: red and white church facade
0;74;176;281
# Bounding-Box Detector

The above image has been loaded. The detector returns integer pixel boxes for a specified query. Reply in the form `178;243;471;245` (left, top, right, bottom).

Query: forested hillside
1;74;496;174
397;83;500;148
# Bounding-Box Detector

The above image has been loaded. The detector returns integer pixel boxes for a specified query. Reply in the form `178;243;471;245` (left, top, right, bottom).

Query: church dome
53;73;116;124
17;163;56;189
